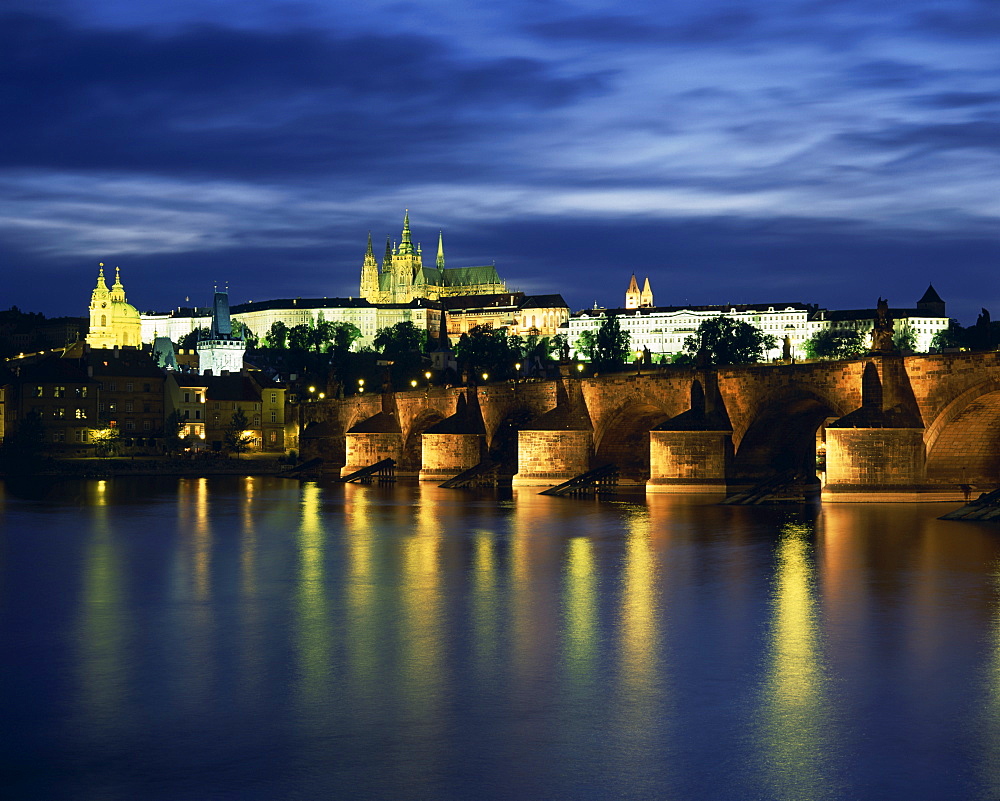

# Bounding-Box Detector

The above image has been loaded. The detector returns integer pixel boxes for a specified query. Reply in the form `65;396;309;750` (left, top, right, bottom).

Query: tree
576;315;631;371
224;409;252;457
179;326;210;349
163;409;186;453
263;320;289;349
90;426;122;457
329;321;362;357
373;321;428;360
231;319;258;348
454;325;519;381
683;316;777;366
803;328;867;360
930;319;966;352
893;322;917;353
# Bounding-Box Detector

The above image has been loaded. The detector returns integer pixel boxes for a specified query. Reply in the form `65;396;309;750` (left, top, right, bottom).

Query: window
75;408;87;419
271;393;277;404
143;420;152;432
109;383;117;392
253;415;261;426
125;401;133;413
195;410;201;420
107;402;117;413
126;382;133;392
54;386;65;398
34;386;43;397
269;431;277;443
184;392;191;403
143;383;151;393
76;386;88;398
270;411;277;423
55;408;65;418
125;420;135;431
75;429;88;442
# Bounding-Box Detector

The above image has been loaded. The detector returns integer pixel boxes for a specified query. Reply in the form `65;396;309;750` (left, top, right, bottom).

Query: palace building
86;264;142;349
360;211;505;304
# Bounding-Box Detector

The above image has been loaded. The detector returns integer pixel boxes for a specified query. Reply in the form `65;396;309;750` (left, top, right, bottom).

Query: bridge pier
512;430;593;487
419;433;485;481
647;430;732;494
824;427;927;501
342;408;406;477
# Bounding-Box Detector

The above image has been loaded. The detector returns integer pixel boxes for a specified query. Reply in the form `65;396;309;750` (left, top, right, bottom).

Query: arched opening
402;410;446;472
594;402;673;484
927;390;1000;486
488;406;535;470
732;394;841;484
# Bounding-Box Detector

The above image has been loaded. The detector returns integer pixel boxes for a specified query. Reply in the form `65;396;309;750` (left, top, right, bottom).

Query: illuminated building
567;278;950;362
196;288;246;376
86;264;142;349
166;372;286;452
442;293;570;338
0;356;98;448
361;211;505;304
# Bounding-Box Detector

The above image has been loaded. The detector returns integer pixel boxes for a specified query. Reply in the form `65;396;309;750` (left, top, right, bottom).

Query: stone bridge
299;351;1000;500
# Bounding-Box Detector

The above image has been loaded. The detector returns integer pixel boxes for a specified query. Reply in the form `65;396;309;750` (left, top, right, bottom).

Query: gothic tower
640;277;654;308
625;274;641;309
360;232;379;301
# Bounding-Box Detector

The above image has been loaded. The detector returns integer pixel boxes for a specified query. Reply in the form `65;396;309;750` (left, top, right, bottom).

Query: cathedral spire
365;231;374;259
110;265;126;303
383;236;393;269
399;209;414;255
95;263;108;292
436;231;445;270
625;273;641;309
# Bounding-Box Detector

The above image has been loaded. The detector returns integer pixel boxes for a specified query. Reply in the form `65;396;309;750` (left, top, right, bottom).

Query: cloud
0;11;611;180
527;9;761;45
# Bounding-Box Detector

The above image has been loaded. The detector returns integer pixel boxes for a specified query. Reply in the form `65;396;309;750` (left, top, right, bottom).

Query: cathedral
86;264;142;348
360;211;506;304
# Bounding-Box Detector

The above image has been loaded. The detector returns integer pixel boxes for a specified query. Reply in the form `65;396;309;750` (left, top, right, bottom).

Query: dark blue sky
2;0;998;323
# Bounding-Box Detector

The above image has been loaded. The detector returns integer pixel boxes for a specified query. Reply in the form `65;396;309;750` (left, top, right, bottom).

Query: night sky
3;0;998;323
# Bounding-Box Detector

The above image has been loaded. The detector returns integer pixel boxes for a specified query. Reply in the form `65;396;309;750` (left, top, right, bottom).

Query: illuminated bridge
299;352;1000;501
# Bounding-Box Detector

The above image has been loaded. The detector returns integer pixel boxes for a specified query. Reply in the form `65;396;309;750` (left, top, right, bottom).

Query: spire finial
436;230;445;269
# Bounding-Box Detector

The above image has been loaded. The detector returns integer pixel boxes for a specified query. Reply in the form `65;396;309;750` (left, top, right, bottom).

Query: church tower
625;274;641;309
640;277;654;308
87;264;142;348
389;210;421;303
360;232;380;302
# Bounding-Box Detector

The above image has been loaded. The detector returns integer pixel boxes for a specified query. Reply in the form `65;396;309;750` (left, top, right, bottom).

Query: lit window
54;386;66;398
75;408;87;419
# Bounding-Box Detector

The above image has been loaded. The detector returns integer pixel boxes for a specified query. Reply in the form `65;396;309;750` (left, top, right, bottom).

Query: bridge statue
871;297;896;353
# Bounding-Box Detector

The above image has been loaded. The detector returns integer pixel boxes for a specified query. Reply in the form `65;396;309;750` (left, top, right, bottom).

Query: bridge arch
401;408;447;472
925;378;1000;486
732;387;849;483
593;400;674;483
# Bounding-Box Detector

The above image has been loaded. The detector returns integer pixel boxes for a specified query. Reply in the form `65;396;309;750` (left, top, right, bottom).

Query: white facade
567;304;949;362
141;300;442;350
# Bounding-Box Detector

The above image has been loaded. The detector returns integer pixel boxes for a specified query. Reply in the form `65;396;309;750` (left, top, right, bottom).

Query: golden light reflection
192;478;211;601
399;495;444;718
619;507;658;682
759;521;836;800
296;482;331;713
343;483;378;706
472;530;500;677
564;536;596;685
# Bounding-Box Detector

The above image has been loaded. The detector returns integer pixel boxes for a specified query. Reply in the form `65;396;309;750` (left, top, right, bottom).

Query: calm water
2;477;1000;800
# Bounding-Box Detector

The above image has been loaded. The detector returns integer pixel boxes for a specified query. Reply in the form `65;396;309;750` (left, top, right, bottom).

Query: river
1;476;999;799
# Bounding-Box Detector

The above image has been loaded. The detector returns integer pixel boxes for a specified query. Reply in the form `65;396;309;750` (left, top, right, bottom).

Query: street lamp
481;372;489;383
410;379;418;389
357;378;365;395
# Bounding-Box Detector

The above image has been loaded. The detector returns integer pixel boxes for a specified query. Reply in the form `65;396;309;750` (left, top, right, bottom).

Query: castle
360;211;505;304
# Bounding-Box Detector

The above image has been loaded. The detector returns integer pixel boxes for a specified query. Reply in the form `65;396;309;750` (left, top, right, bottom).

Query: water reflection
75;481;130;750
759;520;837;800
295;482;331;717
343;482;380;715
615;504;665;793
